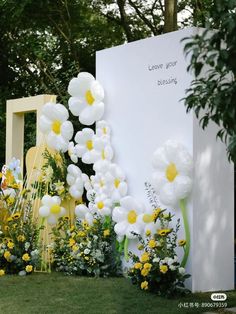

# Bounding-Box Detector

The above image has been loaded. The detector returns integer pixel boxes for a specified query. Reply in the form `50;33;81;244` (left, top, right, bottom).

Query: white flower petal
174;175;192;199
68;97;86;116
39;205;50;217
61;121;74;141
90;80;104;101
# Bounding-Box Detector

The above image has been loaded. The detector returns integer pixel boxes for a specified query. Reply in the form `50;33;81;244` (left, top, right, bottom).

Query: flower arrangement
51;215;121;277
0;159;41;276
128;206;190;296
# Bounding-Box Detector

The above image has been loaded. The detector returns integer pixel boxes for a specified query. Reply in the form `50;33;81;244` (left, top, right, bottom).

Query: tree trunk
164;0;177;33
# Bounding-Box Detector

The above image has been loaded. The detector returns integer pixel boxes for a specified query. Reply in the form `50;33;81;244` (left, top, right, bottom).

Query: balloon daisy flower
91;194;112;217
152;140;193;207
152;140;193;268
75;128;102;164
39;195;66;225
75;204;93;226
112;196;144;239
68;72;104;126
104;163;128;202
39;102;74;152
66;164;84;200
96;120;111;140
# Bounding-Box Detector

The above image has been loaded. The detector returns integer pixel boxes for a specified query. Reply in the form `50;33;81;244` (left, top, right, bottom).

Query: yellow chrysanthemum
12;212;21;220
69;238;76;247
145;229;151;236
25;265;33;273
103;229;110;237
7;242;14;249
17;235;26;242
157;229;172;237
148;239;156;248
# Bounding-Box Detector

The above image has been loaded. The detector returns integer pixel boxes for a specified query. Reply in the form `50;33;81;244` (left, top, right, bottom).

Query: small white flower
112;196;144;239
39;195;66;225
152;140;193;207
153;257;160;263
169;265;176;271
179;267;186;275
75;128;102;164
68;72;104;126
90;173;109;195
39;102;74;152
66;164;84;200
84;248;90;255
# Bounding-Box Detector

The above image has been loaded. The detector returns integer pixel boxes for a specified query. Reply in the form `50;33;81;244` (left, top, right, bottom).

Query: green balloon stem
124;237;129;261
179;198;190;268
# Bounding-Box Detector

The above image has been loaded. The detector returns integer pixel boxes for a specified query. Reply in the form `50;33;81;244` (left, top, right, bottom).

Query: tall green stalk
179;198;190;268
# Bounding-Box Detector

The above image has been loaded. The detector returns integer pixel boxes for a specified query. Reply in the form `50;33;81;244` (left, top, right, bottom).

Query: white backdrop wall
96;27;234;292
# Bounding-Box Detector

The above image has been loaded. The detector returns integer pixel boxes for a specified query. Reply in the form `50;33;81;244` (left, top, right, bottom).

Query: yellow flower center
142;214;153;223
103;127;107;134
85;90;95;106
114;178;120;188
127;210;137;224
52;120;61;135
166;163;178;182
50;204;61;215
101;149;106;160
100;180;104;187
86;140;93;151
97;201;104;210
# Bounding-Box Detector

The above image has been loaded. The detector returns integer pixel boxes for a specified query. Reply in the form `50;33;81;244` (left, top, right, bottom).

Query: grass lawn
0;272;235;314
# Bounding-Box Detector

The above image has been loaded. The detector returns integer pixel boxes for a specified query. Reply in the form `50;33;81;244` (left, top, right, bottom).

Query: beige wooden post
6;95;56;169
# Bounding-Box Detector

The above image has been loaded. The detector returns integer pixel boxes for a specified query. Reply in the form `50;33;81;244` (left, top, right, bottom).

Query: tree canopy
0;0;224;165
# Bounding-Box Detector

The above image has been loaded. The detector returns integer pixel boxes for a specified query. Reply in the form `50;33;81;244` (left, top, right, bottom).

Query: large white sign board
96;27;234;292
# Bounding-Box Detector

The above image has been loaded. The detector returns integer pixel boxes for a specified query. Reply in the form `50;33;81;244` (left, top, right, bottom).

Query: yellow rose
141;268;149;276
4;251;11;260
25;265;33;273
0;269;5;276
140;252;149;263
141;281;148;290
69;238;76;247
143;263;152;270
134;262;142;270
22;253;30;262
160;265;168;274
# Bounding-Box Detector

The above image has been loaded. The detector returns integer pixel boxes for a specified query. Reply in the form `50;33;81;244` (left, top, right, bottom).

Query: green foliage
52;215;121;277
183;0;236;162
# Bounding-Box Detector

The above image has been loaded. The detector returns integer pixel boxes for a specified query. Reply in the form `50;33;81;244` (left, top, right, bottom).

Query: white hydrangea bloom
152;140;193;207
39;102;73;152
68;72;104;126
66;164;84;200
